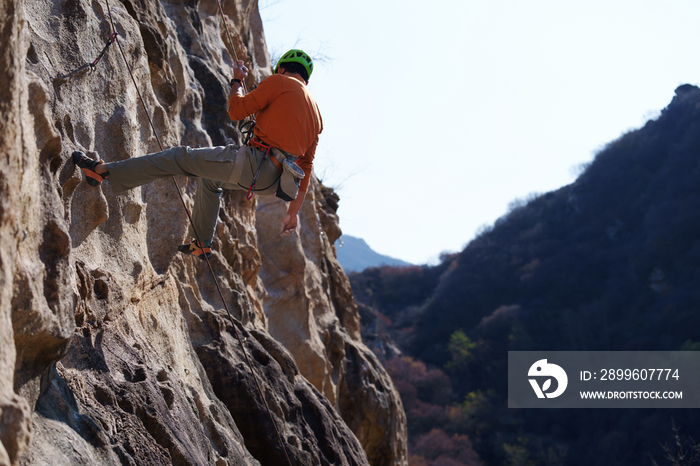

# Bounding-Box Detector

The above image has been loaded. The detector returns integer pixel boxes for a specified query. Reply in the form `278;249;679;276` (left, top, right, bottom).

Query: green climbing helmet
274;49;314;80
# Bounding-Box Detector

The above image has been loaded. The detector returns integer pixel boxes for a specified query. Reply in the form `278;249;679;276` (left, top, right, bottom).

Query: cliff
0;0;407;465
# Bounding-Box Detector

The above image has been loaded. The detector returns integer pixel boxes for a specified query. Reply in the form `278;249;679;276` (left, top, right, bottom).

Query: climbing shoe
177;239;212;260
72;151;109;187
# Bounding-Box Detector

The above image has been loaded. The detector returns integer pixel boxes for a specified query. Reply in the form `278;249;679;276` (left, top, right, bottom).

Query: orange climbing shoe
177;239;212;260
72;151;109;187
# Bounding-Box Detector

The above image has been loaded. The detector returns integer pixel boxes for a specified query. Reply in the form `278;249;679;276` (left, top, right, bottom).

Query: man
73;49;323;260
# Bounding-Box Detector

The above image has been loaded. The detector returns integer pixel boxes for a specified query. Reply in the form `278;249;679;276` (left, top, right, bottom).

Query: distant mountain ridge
335;235;412;273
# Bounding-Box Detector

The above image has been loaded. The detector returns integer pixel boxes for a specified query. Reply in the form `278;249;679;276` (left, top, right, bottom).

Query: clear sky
259;0;700;265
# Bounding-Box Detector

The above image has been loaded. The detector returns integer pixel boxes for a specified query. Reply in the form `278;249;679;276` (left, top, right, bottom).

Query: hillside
350;84;700;466
0;1;407;465
335;235;412;273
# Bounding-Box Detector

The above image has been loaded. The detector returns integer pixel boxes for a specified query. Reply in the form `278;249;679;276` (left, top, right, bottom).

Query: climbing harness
247;137;304;202
246;137;284;200
97;1;294;464
250;137;283;172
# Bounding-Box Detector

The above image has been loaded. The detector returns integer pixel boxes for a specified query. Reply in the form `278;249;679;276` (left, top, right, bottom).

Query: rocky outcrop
1;2;33;464
1;0;408;465
257;184;407;465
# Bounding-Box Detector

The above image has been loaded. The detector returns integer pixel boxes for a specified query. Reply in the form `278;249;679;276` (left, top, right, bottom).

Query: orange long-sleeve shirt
228;74;323;193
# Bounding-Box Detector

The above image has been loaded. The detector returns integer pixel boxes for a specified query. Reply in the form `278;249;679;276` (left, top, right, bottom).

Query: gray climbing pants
105;144;283;243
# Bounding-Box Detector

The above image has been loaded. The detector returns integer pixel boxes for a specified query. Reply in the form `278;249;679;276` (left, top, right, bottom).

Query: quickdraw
90;32;118;72
239;119;256;145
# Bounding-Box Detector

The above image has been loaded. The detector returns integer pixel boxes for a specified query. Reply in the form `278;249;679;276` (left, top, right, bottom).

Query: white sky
259;0;700;265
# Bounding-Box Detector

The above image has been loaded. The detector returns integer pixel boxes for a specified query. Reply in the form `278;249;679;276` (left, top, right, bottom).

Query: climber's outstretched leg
72;145;242;261
103;145;241;193
72;145;241;191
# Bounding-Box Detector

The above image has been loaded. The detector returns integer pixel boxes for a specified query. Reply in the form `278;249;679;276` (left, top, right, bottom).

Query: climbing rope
213;0;258;147
214;0;249;96
100;2;292;464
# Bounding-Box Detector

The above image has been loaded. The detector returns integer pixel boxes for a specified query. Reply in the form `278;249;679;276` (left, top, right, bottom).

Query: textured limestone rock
1;0;408;464
195;318;369;465
256;181;408;466
1;1;43;464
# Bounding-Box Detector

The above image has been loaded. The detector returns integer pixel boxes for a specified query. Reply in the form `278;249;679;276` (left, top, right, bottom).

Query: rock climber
72;49;322;260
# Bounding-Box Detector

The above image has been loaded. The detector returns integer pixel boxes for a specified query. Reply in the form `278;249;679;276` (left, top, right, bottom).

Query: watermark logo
510;351;700;408
528;359;568;398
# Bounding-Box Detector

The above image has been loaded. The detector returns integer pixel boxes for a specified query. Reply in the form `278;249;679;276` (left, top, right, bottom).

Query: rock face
257;186;408;465
1;0;407;465
1;2;34;464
